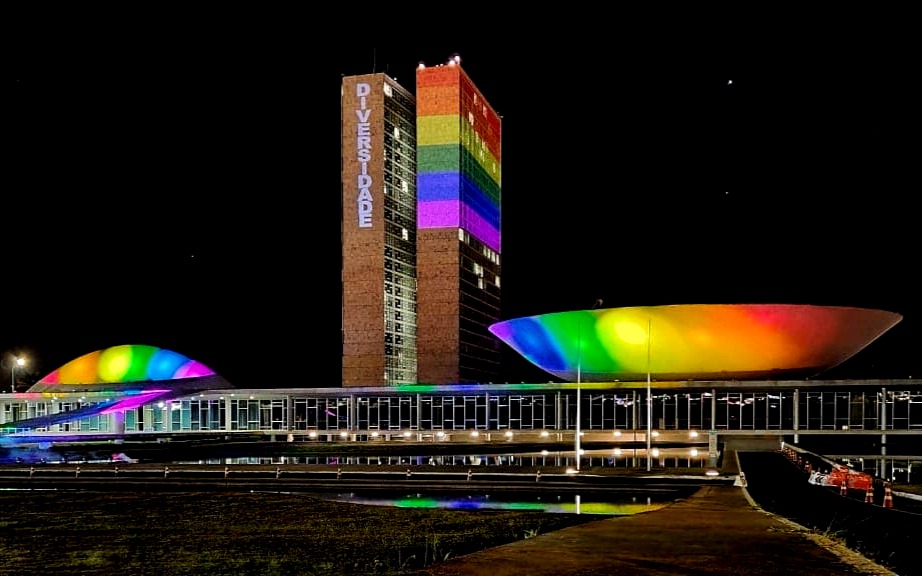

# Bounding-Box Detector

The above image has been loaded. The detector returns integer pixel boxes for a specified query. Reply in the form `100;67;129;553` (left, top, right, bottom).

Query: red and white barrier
865;482;874;504
883;482;894;509
840;479;848;497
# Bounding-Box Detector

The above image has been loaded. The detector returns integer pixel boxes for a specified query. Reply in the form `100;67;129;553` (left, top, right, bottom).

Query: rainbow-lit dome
488;304;902;382
29;344;217;391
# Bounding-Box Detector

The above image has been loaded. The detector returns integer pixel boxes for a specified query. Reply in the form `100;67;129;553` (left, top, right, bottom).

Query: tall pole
11;357;25;394
575;322;581;472
575;299;603;473
646;318;653;471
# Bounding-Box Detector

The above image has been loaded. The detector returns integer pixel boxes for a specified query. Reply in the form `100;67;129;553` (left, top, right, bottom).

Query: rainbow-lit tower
416;55;502;384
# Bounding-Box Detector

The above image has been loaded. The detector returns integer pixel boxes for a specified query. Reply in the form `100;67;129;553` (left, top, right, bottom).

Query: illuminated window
384;84;393;97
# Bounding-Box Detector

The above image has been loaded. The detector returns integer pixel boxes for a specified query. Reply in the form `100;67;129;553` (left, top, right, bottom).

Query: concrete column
112;410;126;435
286;395;293;432
881;387;887;458
710;389;716;432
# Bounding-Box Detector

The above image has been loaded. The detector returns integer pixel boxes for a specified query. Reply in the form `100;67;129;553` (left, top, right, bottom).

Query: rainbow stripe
37;344;215;386
416;62;501;252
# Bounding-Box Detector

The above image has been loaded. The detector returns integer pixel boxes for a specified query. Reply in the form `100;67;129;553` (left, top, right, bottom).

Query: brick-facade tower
416;58;502;384
341;73;418;386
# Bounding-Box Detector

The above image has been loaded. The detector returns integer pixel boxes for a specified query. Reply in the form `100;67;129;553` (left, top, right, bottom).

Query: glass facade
4;382;922;435
381;79;418;386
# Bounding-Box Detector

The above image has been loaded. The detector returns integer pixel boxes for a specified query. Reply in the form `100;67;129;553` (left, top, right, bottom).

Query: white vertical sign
355;82;373;228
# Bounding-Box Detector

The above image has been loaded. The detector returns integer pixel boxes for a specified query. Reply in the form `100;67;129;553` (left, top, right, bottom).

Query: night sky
5;47;918;388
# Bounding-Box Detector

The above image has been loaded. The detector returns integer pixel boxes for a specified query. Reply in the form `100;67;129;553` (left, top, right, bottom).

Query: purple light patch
99;391;171;415
175;361;214;379
461;205;500;252
418;201;461;228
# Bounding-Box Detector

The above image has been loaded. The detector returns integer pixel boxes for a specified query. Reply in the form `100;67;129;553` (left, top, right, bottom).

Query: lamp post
11;356;26;393
646;318;653;472
575;299;603;472
576;324;582;472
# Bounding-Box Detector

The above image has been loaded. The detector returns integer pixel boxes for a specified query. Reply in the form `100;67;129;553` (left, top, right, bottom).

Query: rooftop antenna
372;48;376;73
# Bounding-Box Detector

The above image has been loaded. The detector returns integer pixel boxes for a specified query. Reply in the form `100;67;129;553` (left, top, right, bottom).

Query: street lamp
11;356;26;393
575;299;603;472
646;318;653;472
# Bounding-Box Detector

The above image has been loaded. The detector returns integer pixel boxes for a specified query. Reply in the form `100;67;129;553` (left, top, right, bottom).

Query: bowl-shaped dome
488;304;902;382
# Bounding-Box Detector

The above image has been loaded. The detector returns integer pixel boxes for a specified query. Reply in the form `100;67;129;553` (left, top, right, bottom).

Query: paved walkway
416;449;896;576
417;484;893;576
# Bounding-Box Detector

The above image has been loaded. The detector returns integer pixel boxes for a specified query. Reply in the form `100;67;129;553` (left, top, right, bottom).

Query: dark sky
5;47;918;388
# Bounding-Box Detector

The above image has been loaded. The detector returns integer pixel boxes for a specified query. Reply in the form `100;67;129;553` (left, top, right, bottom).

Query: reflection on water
310;490;678;515
181;448;717;470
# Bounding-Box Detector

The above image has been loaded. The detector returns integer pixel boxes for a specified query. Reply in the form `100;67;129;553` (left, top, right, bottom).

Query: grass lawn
0;490;600;576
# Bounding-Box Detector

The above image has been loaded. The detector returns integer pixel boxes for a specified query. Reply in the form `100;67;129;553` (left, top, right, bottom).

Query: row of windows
460;266;500;299
384;221;414;246
384;225;415;248
383;258;412;276
384;271;416;292
383;207;415;233
384;351;416;367
7;390;922;433
384;333;417;350
459;229;501;266
383;115;415;147
383;132;415;158
383;183;416;209
384;276;416;295
384;279;415;298
384;319;416;336
382;137;414;164
383;81;415;113
384;156;414;185
383;244;416;268
384;295;417;314
462;90;499;141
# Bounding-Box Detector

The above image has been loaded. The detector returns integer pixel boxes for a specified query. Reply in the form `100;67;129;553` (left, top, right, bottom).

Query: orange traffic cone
805;461;812;473
840;480;848;497
865;482;874;504
883;482;893;509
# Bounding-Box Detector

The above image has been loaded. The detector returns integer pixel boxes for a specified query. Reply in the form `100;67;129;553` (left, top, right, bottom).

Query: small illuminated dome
489;304;902;382
28;344;227;392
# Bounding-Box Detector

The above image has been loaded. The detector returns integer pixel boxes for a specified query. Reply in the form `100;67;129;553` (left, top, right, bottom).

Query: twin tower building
341;56;502;387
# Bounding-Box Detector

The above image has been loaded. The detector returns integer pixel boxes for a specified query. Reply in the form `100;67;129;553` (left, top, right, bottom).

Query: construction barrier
883;482;894;508
840;480;848;496
865;482;874;504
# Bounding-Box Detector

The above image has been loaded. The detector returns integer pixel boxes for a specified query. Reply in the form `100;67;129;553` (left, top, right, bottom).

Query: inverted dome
488;304;902;382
